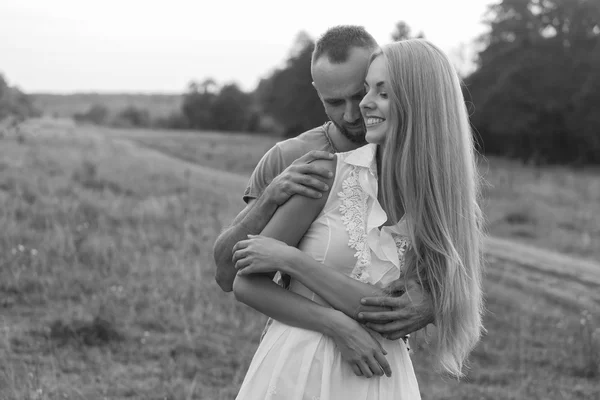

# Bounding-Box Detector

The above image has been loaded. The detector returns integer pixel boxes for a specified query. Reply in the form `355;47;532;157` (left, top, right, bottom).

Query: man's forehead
313;47;371;75
318;80;364;100
313;47;371;99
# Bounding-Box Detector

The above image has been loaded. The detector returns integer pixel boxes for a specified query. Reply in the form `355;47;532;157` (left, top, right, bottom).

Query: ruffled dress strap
336;144;411;287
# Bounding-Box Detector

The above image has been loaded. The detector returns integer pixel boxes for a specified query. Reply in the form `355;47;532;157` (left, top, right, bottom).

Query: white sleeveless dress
235;144;421;400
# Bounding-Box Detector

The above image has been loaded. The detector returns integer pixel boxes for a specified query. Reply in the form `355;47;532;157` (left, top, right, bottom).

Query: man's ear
312;82;322;101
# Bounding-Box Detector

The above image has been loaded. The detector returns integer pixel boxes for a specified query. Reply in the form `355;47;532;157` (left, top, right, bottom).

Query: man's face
312;47;373;144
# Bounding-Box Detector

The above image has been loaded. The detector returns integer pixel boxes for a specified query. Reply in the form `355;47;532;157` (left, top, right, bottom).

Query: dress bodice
291;144;411;305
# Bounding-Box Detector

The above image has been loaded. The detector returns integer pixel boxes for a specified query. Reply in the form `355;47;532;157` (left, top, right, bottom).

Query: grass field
0;118;599;400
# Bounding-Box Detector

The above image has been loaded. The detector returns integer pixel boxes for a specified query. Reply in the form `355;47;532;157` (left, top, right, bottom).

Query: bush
73;104;109;125
113;106;151;128
0;73;39;120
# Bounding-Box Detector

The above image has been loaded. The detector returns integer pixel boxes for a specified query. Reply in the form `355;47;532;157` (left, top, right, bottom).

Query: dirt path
486;236;600;286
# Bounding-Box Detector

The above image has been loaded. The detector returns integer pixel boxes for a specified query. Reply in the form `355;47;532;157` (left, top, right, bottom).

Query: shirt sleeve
243;144;286;203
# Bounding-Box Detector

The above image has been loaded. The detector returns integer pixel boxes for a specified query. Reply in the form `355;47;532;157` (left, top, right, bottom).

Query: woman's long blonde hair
377;39;485;377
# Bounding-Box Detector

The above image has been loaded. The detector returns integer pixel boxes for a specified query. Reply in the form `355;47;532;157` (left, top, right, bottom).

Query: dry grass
0;119;598;399
103;125;600;261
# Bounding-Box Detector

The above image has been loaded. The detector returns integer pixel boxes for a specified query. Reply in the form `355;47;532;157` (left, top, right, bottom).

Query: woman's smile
365;116;385;127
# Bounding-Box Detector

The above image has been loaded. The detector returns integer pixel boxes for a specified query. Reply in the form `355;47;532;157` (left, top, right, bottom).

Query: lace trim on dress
338;166;372;283
393;235;411;272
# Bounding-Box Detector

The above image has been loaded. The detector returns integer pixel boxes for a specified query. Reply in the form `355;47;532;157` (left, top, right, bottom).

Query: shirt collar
343;143;378;171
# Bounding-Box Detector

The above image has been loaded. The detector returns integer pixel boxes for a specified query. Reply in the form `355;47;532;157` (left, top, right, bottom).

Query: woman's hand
232;235;300;276
328;311;392;378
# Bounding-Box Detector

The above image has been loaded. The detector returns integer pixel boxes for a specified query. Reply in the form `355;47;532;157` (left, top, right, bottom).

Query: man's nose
344;103;361;124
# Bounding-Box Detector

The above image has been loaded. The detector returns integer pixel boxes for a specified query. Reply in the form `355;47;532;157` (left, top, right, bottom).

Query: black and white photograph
1;0;599;399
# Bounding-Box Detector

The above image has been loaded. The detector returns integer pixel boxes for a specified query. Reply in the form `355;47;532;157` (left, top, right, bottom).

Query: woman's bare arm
232;158;339;328
281;251;391;320
234;157;391;320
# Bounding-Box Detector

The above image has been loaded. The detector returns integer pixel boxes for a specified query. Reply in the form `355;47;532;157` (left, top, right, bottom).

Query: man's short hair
312;25;378;65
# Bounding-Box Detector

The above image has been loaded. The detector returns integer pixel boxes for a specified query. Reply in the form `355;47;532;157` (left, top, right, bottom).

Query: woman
232;39;485;399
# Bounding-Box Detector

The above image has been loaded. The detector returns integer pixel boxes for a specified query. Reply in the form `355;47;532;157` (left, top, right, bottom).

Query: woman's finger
351;364;363;377
357;360;373;378
365;356;384;377
232;239;251;253
373;351;392;377
232;249;249;264
234;257;252;271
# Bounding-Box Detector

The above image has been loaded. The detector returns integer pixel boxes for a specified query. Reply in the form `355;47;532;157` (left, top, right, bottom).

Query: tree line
177;0;600;165
0;74;39;122
1;0;599;165
466;0;600;164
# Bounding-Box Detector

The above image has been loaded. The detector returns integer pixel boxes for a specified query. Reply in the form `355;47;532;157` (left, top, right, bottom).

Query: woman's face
360;55;394;146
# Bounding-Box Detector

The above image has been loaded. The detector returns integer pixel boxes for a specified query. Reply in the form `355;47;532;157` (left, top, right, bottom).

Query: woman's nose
360;92;373;110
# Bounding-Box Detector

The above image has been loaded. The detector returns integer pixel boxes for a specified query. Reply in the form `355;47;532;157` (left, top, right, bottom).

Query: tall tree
467;0;600;164
391;21;413;41
255;34;327;136
391;21;425;42
182;78;217;130
0;73;38;120
181;78;257;133
211;83;253;132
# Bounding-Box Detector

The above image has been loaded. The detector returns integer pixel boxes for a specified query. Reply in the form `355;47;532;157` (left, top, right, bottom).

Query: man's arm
279;250;435;337
214;196;277;291
285;252;435;338
213;150;334;292
359;273;435;340
277;252;391;317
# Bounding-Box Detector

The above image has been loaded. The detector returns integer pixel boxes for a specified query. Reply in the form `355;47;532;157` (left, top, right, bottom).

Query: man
213;25;433;375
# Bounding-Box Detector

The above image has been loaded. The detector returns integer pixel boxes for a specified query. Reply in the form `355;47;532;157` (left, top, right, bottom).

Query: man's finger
384;279;407;296
298;163;334;179
300;150;334;163
366;321;408;334
359;311;400;323
296;175;329;192
386;331;408;341
361;296;406;308
351;364;363;377
374;351;392;377
289;183;323;199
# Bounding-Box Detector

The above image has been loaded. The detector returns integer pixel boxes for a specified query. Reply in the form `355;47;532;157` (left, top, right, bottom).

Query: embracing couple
213;25;485;400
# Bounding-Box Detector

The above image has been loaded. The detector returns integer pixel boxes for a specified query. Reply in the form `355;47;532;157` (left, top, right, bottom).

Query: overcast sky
0;0;493;93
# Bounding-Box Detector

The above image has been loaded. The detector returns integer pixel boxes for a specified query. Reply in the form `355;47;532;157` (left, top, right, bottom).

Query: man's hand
262;150;334;206
329;311;392;378
357;280;434;340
